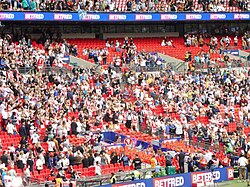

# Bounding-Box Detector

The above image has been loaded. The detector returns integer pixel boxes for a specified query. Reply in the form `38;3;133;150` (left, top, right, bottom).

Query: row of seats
14;162;133;180
67;37;243;66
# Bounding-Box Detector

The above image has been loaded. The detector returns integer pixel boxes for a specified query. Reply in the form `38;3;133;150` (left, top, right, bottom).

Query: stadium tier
66;36;245;69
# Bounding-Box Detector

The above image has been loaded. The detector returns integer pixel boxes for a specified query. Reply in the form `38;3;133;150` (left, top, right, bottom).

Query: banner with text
1;12;250;22
100;167;234;187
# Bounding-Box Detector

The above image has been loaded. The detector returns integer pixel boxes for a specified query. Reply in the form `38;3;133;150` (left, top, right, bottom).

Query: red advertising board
227;167;234;180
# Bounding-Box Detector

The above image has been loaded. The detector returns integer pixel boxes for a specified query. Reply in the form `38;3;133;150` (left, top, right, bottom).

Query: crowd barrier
0;12;249;22
100;167;234;187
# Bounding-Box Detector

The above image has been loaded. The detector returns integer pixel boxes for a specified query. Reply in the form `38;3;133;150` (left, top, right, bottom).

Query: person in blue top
120;154;130;166
30;0;36;10
1;168;7;186
22;0;29;10
155;163;161;175
0;59;5;70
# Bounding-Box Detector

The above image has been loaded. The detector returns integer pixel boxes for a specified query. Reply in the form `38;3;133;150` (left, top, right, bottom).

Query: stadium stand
66;34;248;70
1;2;250;186
0;17;249;184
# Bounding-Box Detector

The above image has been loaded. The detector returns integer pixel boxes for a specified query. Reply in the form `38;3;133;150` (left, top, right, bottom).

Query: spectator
247;158;250;186
178;150;185;173
62;155;70;171
1;151;8;167
165;152;173;167
36;156;44;174
24;165;31;186
1;168;7;186
22;0;29;10
150;155;157;169
120;154;130;167
30;0;36;10
95;161;101;175
238;153;248;182
110;172;116;184
132;154;142;170
6;122;16;135
8;166;16;177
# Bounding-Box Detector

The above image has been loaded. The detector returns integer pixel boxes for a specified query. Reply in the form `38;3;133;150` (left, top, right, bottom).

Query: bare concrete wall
70;56;97;68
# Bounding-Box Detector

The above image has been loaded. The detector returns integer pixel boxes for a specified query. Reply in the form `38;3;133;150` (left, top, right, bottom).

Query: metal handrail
17;66;72;75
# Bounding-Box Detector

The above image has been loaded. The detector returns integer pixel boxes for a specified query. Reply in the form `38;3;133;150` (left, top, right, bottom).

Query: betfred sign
153;176;184;187
234;13;250;19
82;14;100;20
160;14;178;20
191;171;220;187
100;167;232;187
113;182;146;187
25;13;44;20
210;14;226;20
227;167;234;180
186;14;202;20
54;13;72;20
109;14;127;20
135;14;152;20
0;13;14;20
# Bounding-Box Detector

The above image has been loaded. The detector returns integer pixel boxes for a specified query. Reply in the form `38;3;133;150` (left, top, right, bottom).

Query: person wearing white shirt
1;111;8;122
0;162;5;170
31;132;40;144
204;151;213;162
8;166;16;177
94;154;102;165
29;126;36;136
95;161;102;175
36;157;44;174
238;154;248;181
161;40;166;46
8;144;15;154
24;165;31;186
175;122;183;136
62;156;70;170
48;140;56;152
6;122;16;135
140;59;146;68
76;120;82;134
234;36;238;46
166;40;173;46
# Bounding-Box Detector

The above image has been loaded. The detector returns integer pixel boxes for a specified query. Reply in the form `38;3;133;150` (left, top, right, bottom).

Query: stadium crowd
0;0;248;12
180;33;250;71
0;31;250;186
83;37;165;71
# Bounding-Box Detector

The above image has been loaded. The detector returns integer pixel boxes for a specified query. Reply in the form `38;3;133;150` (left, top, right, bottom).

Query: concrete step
158;53;188;72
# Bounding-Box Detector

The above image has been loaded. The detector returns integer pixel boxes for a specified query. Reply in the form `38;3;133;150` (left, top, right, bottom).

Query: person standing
95;161;101;176
120;154;130;167
246;158;250;186
132;155;142;170
150;155;157;169
165;152;173;167
36;156;44;174
110;173;116;184
70;118;77;135
125;111;132;129
24;165;31;186
178;150;185;173
238;153;248;182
